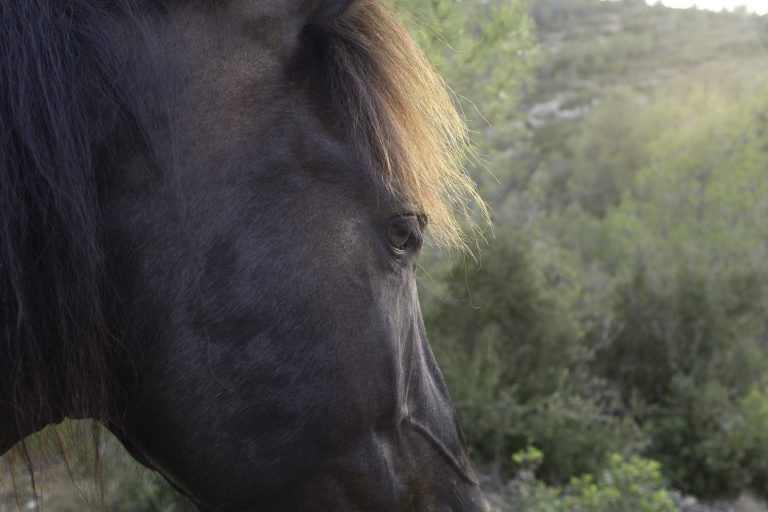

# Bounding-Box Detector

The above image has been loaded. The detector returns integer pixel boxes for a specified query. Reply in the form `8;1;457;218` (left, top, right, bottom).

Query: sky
646;0;768;14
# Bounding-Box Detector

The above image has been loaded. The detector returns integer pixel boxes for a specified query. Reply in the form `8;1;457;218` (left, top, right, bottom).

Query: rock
734;492;768;512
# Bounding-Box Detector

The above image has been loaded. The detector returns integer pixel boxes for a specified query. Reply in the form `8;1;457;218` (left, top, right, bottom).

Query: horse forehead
233;0;353;22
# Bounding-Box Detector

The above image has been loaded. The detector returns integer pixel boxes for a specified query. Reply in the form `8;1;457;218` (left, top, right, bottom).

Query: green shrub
519;392;646;483
647;378;768;498
425;232;646;482
649;377;750;497
739;384;768;492
592;262;767;497
511;448;679;512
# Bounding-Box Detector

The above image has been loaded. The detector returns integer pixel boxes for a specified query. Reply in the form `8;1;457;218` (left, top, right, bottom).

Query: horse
0;0;488;510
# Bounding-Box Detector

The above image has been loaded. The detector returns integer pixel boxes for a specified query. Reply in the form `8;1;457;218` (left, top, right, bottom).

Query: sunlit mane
325;0;488;249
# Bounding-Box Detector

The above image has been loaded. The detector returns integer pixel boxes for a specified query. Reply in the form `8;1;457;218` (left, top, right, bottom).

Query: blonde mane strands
326;0;488;250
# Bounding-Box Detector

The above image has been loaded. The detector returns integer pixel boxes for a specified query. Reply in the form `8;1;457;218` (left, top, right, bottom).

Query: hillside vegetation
418;0;768;502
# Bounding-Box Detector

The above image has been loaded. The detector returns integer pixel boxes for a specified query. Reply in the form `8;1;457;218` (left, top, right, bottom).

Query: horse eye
386;218;417;251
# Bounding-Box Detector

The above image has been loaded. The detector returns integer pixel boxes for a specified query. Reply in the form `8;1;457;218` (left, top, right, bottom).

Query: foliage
738;384;768;492
585;65;768;497
421;0;768;501
649;378;749;497
649;379;768;497
510;448;679;512
426;231;647;481
391;0;540;194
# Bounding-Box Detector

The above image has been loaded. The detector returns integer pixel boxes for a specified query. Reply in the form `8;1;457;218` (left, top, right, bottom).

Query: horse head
0;1;487;510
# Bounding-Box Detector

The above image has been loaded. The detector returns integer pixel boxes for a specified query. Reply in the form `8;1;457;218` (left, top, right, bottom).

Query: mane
324;0;488;249
0;0;122;434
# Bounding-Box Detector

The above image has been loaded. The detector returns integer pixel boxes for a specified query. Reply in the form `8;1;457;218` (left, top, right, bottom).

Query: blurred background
3;0;768;510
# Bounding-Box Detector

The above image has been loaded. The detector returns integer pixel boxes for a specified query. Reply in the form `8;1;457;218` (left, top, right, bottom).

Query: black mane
0;0;130;429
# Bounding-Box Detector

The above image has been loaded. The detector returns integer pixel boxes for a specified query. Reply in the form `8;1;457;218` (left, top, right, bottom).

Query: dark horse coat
0;0;488;510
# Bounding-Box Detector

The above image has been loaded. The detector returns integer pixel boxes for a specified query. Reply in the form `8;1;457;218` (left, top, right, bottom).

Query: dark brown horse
0;0;488;510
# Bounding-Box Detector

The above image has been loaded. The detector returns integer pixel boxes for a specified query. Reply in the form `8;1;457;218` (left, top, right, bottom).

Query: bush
739;384;768;493
649;377;751;497
595;264;766;406
591;261;767;498
647;378;768;498
511;447;679;512
425;232;646;481
519;392;646;483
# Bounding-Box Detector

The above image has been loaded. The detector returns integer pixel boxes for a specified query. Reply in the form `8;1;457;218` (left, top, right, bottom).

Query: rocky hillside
526;0;766;126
